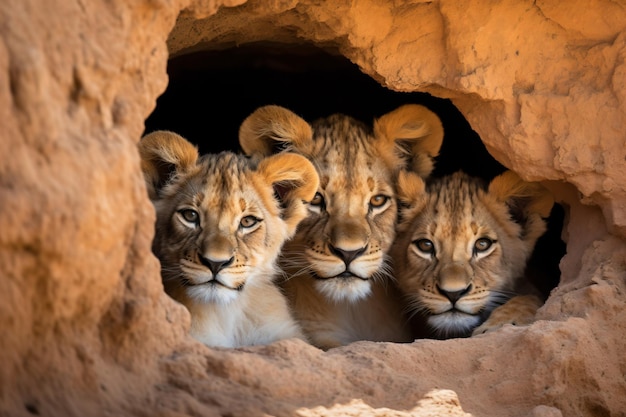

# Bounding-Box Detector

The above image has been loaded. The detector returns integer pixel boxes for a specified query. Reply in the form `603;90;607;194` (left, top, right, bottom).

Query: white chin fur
428;312;482;338
315;277;372;303
186;284;239;305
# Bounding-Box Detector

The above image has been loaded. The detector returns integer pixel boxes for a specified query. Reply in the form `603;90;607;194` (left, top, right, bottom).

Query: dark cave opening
143;43;506;180
143;42;564;301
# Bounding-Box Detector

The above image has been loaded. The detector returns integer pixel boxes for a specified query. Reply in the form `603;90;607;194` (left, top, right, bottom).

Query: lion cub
139;130;319;348
239;104;444;349
391;170;554;339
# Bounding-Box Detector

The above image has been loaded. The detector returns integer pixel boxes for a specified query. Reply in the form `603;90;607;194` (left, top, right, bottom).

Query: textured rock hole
144;42;565;330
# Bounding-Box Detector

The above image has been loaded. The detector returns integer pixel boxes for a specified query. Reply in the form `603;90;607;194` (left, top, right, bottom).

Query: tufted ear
138;130;199;200
488;170;554;243
373;104;444;178
254;153;320;234
239;105;313;158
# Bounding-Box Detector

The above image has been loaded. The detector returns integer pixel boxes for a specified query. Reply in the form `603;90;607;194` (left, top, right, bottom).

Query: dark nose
329;244;367;267
199;255;235;274
437;284;472;303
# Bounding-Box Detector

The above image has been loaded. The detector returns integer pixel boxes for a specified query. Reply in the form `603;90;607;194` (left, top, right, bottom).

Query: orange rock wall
0;1;625;416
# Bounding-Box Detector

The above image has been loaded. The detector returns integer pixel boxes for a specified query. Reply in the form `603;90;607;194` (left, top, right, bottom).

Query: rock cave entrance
144;41;565;315
7;1;626;415
146;43;506;179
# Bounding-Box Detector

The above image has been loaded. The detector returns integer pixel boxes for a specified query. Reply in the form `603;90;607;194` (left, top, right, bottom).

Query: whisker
160;269;184;281
377;258;396;281
282;264;318;281
488;290;514;304
401;293;429;318
370;268;391;291
279;255;310;269
278;252;318;281
409;303;429;318
490;288;518;297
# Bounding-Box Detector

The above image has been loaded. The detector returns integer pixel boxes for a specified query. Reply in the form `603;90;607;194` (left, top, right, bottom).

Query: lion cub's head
239;105;443;302
391;170;554;338
139;131;318;305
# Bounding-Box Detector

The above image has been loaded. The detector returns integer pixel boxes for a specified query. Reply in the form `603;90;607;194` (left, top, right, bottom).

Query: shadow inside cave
144;41;565;312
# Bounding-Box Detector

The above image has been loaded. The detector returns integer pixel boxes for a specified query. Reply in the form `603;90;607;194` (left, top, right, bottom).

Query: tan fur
138;130;199;200
391;170;554;339
472;294;543;335
374;104;444;177
139;130;319;348
239;105;444;349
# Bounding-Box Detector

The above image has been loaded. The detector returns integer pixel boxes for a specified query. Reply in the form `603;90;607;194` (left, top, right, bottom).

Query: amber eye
414;239;435;254
240;215;261;229
179;209;199;225
309;192;325;208
369;194;389;209
474;237;494;253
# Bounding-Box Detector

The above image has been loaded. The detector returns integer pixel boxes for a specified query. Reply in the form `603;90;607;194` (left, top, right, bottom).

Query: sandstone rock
1;1;625;416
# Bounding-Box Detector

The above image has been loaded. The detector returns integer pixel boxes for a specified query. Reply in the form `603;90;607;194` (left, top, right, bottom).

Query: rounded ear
373;104;444;178
396;170;427;206
255;153;320;234
488;171;554;218
395;170;428;229
488;170;555;243
239;105;313;158
138;130;199;199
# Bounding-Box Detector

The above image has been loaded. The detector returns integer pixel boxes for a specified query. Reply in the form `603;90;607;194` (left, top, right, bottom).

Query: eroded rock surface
1;1;625;416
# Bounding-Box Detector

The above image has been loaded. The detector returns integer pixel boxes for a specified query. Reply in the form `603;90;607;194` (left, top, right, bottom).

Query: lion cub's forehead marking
192;153;258;213
309;115;389;192
427;173;489;239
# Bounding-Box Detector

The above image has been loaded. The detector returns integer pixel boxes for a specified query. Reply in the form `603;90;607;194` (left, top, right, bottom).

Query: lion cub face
280;115;400;303
239;105;444;303
391;171;554;338
139;131;318;306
